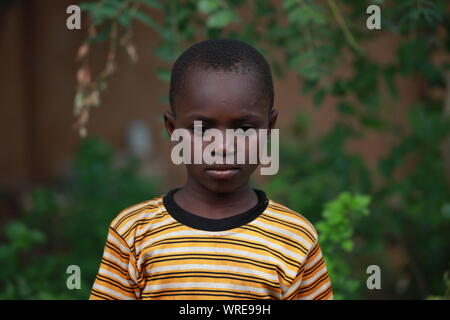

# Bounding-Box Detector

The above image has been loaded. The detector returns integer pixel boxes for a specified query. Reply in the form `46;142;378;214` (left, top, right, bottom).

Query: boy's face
164;68;277;193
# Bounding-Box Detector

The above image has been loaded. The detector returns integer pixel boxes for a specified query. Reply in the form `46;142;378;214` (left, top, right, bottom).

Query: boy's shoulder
265;198;319;244
109;194;166;236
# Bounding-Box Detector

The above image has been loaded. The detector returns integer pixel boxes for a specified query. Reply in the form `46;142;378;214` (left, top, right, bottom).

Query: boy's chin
186;165;257;194
199;179;249;194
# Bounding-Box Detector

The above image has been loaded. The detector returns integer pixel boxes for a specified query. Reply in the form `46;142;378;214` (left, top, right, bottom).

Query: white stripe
93;283;135;300
282;276;302;299
301;266;327;286
139;245;297;279
112;199;161;226
134;217;177;238
147;263;278;282
145;281;279;297
107;232;129;254
265;207;317;238
128;258;139;284
279;282;288;296
104;251;128;270
136;229;242;253
98;267;134;287
117;207;166;235
138;229;304;264
250;219;313;251
297;282;331;300
304;244;322;268
233;232;305;262
282;264;328;299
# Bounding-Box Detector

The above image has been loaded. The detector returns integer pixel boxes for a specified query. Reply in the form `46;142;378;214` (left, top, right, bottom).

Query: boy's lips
205;165;240;179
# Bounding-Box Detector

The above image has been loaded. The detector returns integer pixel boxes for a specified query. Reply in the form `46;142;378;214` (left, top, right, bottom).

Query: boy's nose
210;129;235;159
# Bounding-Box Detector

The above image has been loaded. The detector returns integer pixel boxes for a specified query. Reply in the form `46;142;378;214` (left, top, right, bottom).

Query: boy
89;39;333;300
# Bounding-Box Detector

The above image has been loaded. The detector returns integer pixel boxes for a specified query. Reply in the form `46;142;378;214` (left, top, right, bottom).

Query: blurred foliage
426;270;450;300
0;138;159;299
3;0;449;299
316;192;371;299
265;104;450;298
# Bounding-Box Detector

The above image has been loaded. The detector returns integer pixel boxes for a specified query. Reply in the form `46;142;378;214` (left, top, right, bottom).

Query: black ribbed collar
162;188;268;232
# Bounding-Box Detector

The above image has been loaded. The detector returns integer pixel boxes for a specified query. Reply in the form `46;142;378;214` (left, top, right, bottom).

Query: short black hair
169;38;274;112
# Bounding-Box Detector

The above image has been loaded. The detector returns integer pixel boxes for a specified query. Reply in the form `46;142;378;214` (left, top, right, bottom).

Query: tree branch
325;0;363;55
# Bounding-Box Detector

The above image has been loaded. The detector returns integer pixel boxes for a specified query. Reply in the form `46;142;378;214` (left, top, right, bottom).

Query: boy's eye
190;125;256;135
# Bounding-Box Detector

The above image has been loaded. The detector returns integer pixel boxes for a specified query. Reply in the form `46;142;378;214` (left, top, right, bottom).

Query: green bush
316;192;371;299
265;107;450;299
0;138;160;299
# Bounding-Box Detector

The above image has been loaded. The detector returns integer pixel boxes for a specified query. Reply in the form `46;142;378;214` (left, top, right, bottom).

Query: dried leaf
126;43;138;63
78;108;90;126
77;67;91;85
77;43;90;61
84;90;100;107
105;61;116;76
79;126;88;138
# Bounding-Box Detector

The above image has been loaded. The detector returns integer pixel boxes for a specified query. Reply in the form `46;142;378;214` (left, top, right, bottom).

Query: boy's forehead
177;69;266;115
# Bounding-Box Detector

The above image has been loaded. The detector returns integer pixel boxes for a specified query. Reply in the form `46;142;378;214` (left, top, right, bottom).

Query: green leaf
282;0;298;11
132;10;162;31
88;25;111;43
342;240;353;252
383;66;398;98
337;101;356;115
159;94;170;105
197;0;220;14
271;59;284;78
79;3;99;12
118;13;132;27
313;89;326;108
255;0;276;16
359;112;386;130
74;92;84;116
302;79;318;93
4;221;45;251
288;5;326;26
136;0;162;10
206;11;237;28
155;68;171;82
155;43;178;61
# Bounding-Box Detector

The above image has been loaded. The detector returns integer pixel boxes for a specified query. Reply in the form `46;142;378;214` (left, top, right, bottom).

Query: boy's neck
173;181;258;220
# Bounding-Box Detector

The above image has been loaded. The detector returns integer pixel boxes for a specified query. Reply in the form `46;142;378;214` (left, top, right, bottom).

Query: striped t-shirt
89;189;333;300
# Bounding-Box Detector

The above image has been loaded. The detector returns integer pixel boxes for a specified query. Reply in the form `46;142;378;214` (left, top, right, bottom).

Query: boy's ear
268;109;278;135
163;110;176;138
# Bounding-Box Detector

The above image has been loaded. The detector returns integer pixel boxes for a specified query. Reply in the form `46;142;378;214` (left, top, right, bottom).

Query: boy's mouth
205;165;240;180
